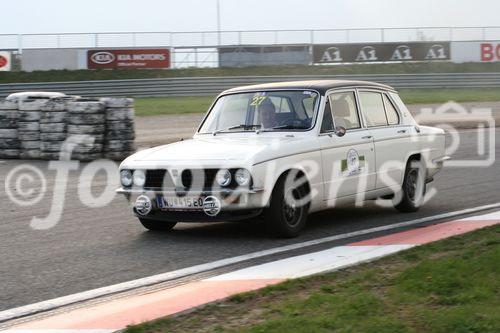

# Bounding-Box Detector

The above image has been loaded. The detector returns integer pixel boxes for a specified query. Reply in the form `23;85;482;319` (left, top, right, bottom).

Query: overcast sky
0;0;498;34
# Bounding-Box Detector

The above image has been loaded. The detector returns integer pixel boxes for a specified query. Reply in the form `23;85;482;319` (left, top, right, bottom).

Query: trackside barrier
1;73;500;98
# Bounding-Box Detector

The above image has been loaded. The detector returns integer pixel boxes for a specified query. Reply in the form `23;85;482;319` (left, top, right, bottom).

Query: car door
319;90;376;201
357;90;413;189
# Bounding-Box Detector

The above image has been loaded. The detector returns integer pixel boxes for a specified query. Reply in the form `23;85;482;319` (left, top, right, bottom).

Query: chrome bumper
116;187;264;195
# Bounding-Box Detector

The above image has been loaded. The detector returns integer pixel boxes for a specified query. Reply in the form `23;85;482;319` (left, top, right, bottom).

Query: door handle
361;135;372;140
397;129;407;134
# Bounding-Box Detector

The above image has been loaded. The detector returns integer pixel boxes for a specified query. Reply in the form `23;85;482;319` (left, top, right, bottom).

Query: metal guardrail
1;73;499;98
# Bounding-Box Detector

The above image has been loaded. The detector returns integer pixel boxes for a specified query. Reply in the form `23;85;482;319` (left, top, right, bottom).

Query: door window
359;92;388;127
330;92;361;130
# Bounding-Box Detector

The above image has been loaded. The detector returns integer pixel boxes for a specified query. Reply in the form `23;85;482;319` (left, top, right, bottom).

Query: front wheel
139;218;177;231
394;159;426;213
264;173;309;238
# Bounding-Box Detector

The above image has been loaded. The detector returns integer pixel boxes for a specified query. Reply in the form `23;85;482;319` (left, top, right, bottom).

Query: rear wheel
265;172;309;238
139;218;177;231
395;158;426;213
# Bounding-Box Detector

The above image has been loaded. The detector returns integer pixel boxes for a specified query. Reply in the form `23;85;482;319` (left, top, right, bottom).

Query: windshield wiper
213;124;261;136
259;124;309;132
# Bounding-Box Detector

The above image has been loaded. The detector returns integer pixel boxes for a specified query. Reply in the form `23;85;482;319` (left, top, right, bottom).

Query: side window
329;91;360;130
320;100;334;133
359;92;388;127
383;94;400;125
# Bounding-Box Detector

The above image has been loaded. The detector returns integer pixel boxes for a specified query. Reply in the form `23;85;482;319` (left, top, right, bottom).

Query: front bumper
117;187;267;222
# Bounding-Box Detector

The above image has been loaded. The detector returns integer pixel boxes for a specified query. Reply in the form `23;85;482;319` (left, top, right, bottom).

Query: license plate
156;196;204;210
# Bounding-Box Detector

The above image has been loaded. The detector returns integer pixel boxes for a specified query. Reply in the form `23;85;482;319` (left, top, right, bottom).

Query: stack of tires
18;99;44;160
66;99;106;161
101;98;136;161
40;99;68;160
0;100;20;159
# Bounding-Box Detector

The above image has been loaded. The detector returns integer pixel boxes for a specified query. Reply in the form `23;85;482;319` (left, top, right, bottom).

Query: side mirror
333;126;347;137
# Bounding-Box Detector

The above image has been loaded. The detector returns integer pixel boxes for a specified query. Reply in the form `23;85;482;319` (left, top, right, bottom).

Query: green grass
134;96;214;116
3;62;500;84
134;88;500;116
125;224;500;333
399;88;500;104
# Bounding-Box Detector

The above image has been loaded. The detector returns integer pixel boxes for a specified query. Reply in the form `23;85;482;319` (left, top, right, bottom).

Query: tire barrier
40;98;69;160
102;98;136;161
0;94;136;161
18;99;43;160
0;100;20;159
66;99;106;161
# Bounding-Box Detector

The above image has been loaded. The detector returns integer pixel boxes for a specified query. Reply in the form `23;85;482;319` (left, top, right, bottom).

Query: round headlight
215;169;231;187
133;170;146;187
235;169;251;186
120;170;133;187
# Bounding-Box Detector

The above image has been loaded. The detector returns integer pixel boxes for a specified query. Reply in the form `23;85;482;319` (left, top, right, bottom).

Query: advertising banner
313;42;450;64
87;49;170;69
0;51;12;71
219;46;310;67
451;41;500;63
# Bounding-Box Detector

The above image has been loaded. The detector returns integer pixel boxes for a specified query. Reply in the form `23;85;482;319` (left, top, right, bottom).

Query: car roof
221;80;395;95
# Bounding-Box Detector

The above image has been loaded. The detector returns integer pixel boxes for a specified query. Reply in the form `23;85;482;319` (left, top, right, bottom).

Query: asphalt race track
0;128;499;311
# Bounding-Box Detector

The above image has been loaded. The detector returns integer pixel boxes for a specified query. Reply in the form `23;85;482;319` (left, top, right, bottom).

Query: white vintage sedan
118;81;448;237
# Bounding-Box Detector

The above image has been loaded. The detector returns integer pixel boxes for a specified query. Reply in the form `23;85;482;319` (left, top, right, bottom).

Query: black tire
19;111;41;122
0;110;18;120
105;130;135;140
68;113;105;125
18;132;40;141
18;99;46;111
67;101;104;114
20;141;40;150
139;218;177;231
19;149;41;160
0;119;17;129
106;120;134;131
0;149;20;159
105;108;135;121
101;97;134;108
0;139;20;149
104;150;135;161
264;172;310;238
67;124;105;135
40;123;66;133
0;129;18;139
41;112;67;123
41;132;67;141
40;99;66;112
394;158;426;213
18;122;40;131
0;100;17;110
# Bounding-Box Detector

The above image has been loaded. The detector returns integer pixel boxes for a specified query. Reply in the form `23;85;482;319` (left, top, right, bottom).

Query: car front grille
181;169;241;190
144;169;175;189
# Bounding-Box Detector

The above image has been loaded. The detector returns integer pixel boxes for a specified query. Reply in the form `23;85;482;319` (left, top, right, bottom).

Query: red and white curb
2;209;500;333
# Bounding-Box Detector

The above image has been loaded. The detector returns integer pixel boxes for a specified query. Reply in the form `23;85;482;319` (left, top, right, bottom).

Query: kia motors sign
87;49;170;69
0;51;12;71
313;42;450;64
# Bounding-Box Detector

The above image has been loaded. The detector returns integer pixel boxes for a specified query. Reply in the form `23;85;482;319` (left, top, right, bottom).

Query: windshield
198;90;320;134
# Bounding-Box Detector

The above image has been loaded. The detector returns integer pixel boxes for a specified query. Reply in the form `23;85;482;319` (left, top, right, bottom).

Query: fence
1;73;499;98
3;27;500;68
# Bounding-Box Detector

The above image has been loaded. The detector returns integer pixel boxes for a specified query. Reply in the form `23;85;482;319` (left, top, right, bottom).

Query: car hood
121;134;315;169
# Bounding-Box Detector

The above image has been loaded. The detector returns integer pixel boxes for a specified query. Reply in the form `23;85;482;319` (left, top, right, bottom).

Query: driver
259;101;277;128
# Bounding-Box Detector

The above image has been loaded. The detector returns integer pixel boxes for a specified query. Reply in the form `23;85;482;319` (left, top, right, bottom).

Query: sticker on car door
341;149;365;176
